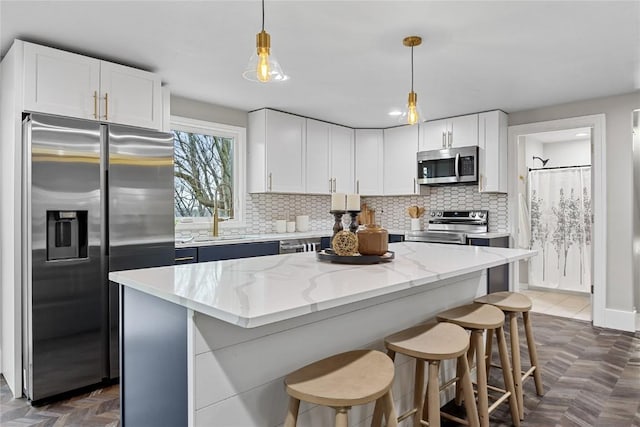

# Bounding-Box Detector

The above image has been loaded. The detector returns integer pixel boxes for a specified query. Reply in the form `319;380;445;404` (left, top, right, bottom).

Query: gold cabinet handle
175;256;195;262
103;93;109;120
93;91;98;119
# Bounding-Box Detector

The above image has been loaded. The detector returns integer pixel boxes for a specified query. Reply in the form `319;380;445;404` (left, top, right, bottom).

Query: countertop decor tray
316;249;394;264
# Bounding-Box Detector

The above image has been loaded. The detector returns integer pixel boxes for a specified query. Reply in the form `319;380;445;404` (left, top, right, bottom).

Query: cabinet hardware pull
448;131;452;147
93;91;98;119
356;180;360;194
268;172;273;191
329;178;333;193
442;131;446;148
332;178;336;193
175;256;195;262
103;93;109;120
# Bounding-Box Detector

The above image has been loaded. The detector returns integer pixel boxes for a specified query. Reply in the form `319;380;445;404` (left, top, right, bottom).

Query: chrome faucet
212;183;232;237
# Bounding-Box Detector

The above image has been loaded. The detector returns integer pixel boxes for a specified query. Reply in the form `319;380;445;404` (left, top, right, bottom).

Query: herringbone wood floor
1;313;639;426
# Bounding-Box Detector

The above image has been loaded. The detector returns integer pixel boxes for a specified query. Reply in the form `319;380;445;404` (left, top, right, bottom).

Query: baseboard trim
603;308;637;332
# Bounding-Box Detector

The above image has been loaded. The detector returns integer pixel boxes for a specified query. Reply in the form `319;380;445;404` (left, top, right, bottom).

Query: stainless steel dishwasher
279;238;322;254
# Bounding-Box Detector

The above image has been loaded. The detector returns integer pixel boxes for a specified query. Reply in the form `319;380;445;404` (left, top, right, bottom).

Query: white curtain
528;166;592;292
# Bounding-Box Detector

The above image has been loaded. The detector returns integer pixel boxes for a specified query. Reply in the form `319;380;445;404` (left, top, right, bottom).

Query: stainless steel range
405;210;488;244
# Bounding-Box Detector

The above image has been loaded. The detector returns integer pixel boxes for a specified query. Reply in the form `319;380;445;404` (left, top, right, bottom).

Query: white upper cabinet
99;61;162;130
248;109;306;193
306;120;354;194
305;119;332;193
329;124;355;194
383;125;420;195
420;114;479;150
24;43;100;120
478;110;508;193
23;42;162;130
355;129;384;196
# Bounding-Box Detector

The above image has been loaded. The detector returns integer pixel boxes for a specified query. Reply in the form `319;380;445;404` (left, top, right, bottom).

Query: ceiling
1;1;638;128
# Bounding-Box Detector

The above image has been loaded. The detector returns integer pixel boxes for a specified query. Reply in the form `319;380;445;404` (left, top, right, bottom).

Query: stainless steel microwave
416;146;478;185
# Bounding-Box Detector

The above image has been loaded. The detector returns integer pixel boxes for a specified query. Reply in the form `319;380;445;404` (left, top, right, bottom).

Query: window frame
171;115;246;230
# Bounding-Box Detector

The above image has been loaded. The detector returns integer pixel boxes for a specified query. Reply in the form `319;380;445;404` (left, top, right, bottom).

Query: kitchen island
109;242;535;427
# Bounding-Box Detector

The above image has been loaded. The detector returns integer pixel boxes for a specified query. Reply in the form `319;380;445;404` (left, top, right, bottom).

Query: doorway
518;128;593;320
508;115;606;327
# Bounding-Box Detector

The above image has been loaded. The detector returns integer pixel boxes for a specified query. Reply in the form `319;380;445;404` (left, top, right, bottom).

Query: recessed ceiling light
388;111;402;116
575;132;589;137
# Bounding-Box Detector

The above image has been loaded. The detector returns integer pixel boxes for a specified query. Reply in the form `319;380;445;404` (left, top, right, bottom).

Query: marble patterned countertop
110;242;534;328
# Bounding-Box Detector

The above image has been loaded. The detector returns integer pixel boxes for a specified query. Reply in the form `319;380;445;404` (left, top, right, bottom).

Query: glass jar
356;224;388;256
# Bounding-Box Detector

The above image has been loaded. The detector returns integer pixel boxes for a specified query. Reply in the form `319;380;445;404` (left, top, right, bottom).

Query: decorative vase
356;224;388;256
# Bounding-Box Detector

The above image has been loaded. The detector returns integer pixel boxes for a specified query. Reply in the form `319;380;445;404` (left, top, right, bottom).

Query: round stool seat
384;322;469;360
285;350;394;407
437;303;504;330
474;292;532;312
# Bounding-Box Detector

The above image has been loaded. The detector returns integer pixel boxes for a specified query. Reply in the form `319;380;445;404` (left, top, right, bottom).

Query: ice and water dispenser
46;210;88;261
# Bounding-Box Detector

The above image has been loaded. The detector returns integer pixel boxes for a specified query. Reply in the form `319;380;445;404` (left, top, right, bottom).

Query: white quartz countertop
111;242;536;328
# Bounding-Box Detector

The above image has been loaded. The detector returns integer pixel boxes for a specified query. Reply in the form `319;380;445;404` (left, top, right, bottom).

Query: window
171;116;246;227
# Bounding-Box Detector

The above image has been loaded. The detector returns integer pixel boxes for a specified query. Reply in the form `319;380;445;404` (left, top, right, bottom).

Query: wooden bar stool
284;350;398;427
437;303;520;427
371;322;480;427
474;292;544;420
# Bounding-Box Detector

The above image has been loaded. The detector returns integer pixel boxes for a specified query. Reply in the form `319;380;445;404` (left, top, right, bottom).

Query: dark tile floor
0;312;639;426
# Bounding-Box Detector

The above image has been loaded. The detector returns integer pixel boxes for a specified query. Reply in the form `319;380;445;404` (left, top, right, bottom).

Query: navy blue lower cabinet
388;234;404;243
174;247;198;264
467;236;509;293
198;241;279;262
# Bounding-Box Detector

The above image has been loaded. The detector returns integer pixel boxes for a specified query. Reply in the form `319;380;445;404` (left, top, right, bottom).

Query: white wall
633;110;640;320
509;90;640;314
170;95;247;128
543;139;591;167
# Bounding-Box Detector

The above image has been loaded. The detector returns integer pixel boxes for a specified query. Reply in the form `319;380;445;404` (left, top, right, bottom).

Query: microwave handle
454;152;460;181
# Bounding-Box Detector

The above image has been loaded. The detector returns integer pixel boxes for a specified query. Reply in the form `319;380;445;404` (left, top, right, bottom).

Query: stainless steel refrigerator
21;113;174;403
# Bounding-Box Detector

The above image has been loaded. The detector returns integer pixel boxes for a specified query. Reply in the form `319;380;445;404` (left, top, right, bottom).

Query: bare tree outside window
173;130;234;219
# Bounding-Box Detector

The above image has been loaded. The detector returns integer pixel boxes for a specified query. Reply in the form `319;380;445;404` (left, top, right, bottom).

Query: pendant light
243;0;287;83
400;36;423;125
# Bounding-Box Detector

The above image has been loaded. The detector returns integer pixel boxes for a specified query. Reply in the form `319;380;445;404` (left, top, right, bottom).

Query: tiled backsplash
178;186;508;237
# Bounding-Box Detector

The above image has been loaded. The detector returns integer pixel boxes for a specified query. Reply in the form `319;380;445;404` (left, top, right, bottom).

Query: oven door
417;146;478;185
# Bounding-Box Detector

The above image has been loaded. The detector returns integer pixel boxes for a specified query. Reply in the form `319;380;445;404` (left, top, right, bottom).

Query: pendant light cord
262;0;265;31
410;45;414;92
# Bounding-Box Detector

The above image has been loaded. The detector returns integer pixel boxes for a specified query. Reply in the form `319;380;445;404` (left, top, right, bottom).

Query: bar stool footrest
397;408;418;423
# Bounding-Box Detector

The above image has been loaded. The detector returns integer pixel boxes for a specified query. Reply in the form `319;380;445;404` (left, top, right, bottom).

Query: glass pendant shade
243;28;287;82
399;91;423;125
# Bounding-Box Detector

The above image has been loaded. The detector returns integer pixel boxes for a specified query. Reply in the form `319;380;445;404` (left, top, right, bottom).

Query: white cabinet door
420;114;479;150
23;43;100;120
450;114;479;148
330;125;355;194
478;110;508;193
305;119;331;194
383;125;419;195
355;129;383;195
100;61;162;130
420;119;448;151
265;110;306;193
